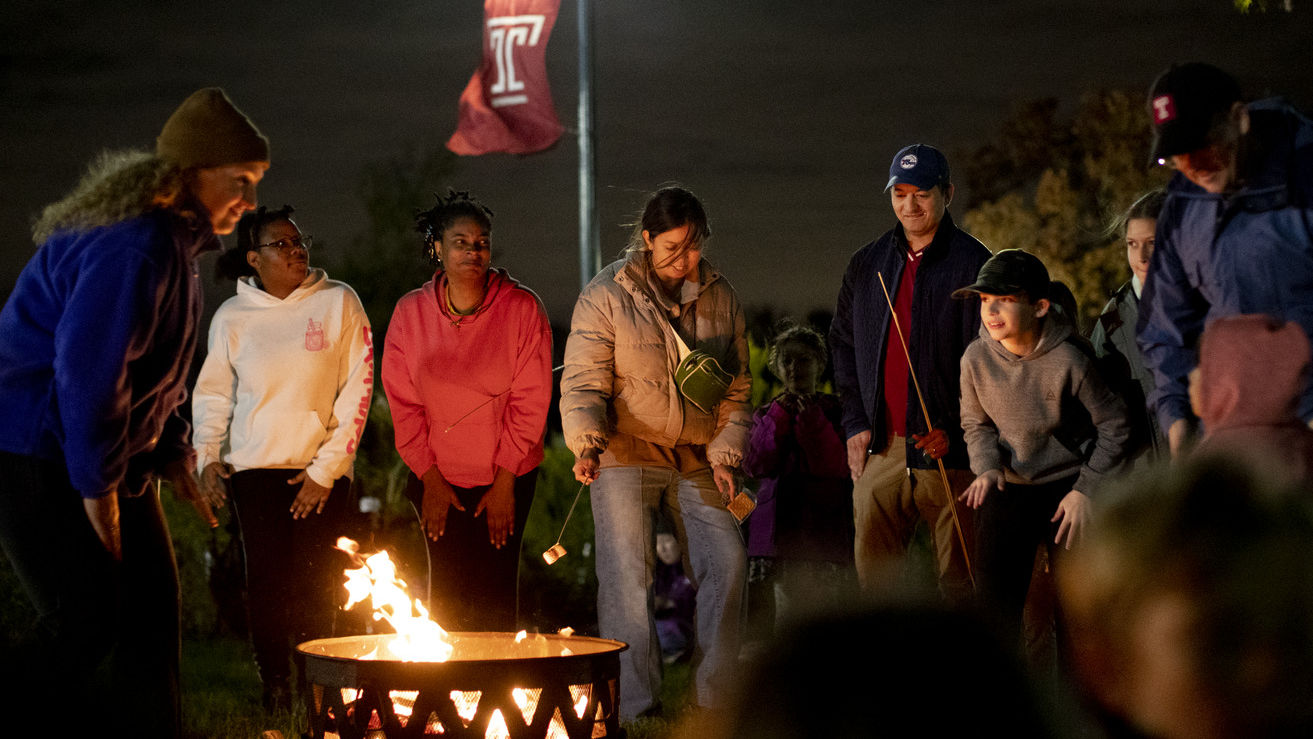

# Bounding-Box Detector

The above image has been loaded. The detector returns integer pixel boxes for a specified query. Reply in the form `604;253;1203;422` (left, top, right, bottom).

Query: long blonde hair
31;149;193;244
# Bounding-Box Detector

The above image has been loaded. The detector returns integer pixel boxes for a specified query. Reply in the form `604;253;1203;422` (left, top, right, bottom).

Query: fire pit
298;632;627;739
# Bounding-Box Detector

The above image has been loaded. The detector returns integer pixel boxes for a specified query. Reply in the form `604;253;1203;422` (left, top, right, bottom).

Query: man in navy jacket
830;144;990;602
1137;62;1313;455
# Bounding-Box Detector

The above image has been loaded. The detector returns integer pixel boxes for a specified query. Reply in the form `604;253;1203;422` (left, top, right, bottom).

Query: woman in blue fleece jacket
0;88;269;736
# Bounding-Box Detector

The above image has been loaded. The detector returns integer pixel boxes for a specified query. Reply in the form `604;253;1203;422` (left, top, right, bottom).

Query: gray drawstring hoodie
959;309;1132;494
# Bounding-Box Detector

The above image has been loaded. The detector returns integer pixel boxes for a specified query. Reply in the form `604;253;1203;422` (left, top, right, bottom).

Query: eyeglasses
257;235;313;252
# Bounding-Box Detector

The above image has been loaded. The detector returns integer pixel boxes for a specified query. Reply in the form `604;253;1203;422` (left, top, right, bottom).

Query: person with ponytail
560;185;752;720
381;190;552;632
1091;189;1168;468
192;205;373;712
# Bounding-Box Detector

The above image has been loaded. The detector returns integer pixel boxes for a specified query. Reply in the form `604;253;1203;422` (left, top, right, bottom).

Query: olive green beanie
156;87;269;169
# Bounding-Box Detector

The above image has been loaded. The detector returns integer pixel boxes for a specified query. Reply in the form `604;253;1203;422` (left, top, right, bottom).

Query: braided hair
415;190;494;264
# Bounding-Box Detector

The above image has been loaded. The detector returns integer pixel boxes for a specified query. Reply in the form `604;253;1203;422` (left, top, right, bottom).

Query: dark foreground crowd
1;60;1312;739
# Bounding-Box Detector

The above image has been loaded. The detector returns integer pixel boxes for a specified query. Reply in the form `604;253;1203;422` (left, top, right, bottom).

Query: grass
181;637;303;738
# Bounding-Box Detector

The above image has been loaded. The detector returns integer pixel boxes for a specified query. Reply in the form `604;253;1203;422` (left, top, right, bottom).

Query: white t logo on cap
1152;95;1176;124
900;154;918;169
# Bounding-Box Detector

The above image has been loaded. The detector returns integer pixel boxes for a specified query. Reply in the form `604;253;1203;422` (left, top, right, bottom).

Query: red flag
446;0;564;156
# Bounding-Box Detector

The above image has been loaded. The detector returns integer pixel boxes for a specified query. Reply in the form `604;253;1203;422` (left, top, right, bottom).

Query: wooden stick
877;272;975;588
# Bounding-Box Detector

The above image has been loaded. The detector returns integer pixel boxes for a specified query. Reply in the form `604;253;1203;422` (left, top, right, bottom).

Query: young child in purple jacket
744;325;855;630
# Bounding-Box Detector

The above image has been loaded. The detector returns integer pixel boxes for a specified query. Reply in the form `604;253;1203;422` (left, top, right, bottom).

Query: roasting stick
876;272;975;588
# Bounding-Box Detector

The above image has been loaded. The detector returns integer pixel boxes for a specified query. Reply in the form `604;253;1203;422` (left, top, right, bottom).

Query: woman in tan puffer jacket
560;186;751;720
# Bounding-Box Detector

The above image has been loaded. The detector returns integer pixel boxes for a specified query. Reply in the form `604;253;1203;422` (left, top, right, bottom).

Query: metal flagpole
577;0;600;289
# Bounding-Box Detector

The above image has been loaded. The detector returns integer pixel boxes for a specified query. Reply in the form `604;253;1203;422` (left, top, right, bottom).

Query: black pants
0;451;181;737
974;474;1078;650
229;468;354;688
406;470;536;632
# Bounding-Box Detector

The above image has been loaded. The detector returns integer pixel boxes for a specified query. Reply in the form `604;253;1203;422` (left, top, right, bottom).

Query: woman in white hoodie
192;205;374;711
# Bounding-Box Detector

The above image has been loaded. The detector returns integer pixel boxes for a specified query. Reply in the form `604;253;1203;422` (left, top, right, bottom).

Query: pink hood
1195;314;1309;432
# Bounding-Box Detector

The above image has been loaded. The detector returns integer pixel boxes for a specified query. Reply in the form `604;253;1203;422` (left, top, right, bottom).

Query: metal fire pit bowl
298;632;627;739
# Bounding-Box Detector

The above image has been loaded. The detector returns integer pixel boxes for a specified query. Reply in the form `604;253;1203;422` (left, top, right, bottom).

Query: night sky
3;0;1311;326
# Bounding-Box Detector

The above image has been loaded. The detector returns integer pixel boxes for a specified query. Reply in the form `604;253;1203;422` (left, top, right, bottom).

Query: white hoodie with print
192;268;374;488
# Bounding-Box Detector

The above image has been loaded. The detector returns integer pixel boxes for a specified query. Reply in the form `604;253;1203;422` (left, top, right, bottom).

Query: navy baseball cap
952;249;1051;301
885;144;951;192
1148;62;1242;163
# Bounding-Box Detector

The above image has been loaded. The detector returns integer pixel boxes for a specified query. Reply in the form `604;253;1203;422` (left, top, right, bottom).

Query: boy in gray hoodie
953;249;1132;646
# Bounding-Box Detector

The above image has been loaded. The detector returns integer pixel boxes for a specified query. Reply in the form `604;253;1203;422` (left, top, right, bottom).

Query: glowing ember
486;708;512;737
388;690;418;721
348;668;588;737
451;689;482;722
476;687;587;739
335;537;453;662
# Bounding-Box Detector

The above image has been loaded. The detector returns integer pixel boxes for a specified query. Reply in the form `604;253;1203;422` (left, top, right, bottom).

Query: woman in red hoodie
382;190;553;631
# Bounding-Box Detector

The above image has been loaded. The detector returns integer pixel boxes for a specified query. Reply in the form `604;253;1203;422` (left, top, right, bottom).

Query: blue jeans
590;465;747;719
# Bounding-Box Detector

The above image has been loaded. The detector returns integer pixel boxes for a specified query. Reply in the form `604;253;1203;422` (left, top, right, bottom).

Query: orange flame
331;540;592;738
336;537;453;662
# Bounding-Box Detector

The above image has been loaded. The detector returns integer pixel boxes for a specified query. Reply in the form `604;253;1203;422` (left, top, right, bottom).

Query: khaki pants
853;435;976;603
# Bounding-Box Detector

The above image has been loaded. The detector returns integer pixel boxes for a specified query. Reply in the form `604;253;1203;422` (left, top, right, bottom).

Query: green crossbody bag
671;331;733;414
